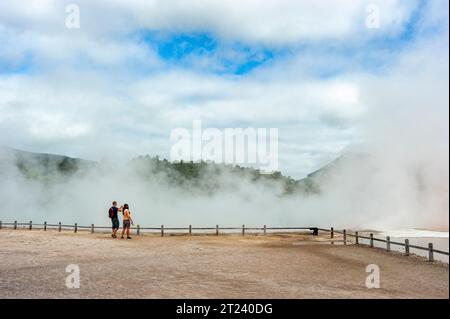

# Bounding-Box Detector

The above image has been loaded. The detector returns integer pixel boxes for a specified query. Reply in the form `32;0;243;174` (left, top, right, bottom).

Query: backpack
108;207;115;219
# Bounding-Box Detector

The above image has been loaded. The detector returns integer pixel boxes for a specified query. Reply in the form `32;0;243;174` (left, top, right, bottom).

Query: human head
112;201;117;207
123;203;129;210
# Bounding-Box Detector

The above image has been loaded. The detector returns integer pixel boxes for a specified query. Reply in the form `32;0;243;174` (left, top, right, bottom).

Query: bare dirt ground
0;229;448;299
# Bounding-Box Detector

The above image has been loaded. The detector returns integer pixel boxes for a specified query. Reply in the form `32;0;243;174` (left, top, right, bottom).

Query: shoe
127;236;132;239
121;236;124;239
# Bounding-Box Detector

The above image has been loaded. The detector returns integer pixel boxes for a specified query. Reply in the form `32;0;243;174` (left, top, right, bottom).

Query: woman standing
121;204;134;239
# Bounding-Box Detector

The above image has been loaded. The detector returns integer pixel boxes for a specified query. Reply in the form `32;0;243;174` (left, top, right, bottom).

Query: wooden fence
320;227;449;262
0;221;448;262
0;220;318;236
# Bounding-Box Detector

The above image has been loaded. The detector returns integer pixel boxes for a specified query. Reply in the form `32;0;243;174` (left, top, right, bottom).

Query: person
121;203;134;239
108;201;121;238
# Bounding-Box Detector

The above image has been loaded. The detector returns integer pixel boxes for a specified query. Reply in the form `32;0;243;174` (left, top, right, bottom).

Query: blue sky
0;0;448;178
142;31;278;75
0;0;432;77
135;6;427;78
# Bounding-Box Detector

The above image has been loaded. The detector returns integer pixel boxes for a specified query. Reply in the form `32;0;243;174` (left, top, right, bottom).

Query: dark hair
123;204;129;210
112;201;117;206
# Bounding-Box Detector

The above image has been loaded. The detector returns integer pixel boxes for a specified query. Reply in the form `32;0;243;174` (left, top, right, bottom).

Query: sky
0;0;448;178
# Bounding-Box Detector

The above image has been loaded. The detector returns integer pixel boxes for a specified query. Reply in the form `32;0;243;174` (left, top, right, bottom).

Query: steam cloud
0;2;448;232
0;41;448;231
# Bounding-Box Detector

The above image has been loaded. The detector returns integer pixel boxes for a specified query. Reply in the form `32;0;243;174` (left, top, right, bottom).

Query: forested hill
0;146;328;195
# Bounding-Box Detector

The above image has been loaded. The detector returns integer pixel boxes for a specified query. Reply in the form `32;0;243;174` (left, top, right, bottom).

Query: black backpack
108;207;115;218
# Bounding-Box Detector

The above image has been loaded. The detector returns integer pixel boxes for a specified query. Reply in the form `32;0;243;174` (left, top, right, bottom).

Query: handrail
331;228;449;260
1;221;448;259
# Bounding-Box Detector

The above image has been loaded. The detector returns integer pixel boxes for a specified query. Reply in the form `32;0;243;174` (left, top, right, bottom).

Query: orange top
123;209;131;221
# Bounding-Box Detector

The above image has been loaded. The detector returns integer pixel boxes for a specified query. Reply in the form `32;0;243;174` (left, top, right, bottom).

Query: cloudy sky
0;0;448;178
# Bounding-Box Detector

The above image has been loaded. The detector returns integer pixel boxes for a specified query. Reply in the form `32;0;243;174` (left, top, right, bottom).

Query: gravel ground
0;229;448;298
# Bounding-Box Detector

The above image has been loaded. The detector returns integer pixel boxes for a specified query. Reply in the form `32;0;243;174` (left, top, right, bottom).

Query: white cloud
0;0;448;180
0;0;420;46
0;66;364;177
115;0;419;44
28;112;91;139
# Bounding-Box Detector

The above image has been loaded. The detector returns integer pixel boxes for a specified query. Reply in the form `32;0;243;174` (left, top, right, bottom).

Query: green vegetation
128;155;309;195
2;147;322;195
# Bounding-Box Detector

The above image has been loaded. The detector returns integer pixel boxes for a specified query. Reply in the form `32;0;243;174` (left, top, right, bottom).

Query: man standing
108;201;121;238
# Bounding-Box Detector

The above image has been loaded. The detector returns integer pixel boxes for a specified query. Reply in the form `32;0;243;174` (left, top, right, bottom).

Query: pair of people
109;201;134;239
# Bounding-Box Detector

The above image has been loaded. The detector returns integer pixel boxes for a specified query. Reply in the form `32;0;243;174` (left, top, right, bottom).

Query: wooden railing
1;221;448;262
322;227;449;262
0;220;319;236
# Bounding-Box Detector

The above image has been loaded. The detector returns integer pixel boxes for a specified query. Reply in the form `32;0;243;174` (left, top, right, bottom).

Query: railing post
74;223;77;233
216;225;219;236
330;227;334;238
405;239;410;256
91;224;94;234
355;231;359;244
428;243;434;262
161;225;164;237
29;221;32;230
242;224;245;236
343;229;347;245
58;222;61;232
370;233;374;247
189;225;192;236
137;225;140;236
263;225;266;235
44;221;47;231
386;236;390;252
14;221;17;230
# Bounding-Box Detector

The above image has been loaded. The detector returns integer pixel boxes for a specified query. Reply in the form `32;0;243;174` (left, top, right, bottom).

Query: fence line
323;228;449;262
0;221;448;262
0;221;319;235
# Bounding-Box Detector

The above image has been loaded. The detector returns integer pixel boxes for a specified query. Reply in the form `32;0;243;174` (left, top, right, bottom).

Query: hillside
0;146;330;195
0;146;95;181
